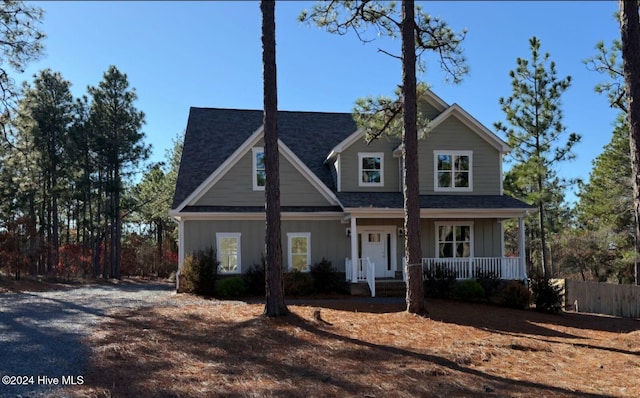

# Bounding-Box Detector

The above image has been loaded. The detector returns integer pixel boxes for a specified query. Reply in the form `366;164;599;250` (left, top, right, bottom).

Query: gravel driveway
0;280;175;398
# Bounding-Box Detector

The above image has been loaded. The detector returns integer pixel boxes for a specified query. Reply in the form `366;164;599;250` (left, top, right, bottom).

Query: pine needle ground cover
66;296;639;398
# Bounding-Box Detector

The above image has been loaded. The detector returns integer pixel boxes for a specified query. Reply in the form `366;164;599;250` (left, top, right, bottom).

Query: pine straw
64;296;639;398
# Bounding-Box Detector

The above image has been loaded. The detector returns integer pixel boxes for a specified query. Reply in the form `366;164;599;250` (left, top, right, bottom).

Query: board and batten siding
194;140;332;207
420;218;502;258
339;136;402;192
183;219;350;272
419;117;501;195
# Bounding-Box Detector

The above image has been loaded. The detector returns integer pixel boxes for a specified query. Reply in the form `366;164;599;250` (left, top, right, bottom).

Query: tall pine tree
495;36;581;279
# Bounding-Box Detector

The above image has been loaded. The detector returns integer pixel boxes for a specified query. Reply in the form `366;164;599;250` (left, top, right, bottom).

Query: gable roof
171;108;357;210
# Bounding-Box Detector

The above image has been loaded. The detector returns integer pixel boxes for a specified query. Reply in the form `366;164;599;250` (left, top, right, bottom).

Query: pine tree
495;36;581;279
261;0;288;317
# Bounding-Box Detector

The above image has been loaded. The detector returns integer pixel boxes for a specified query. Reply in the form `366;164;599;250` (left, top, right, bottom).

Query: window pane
455;155;469;171
439;242;454;258
438;171;451;188
437;154;452;170
256;170;266;187
362;170;381;183
368;233;381;243
439;226;453;242
291;237;307;254
455;226;470;242
256;151;265;170
219;237;238;272
456;242;471;257
362;156;381;170
454;171;469;187
292;255;307;272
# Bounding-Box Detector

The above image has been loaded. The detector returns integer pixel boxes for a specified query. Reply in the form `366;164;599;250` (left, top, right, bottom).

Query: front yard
64;295;640;397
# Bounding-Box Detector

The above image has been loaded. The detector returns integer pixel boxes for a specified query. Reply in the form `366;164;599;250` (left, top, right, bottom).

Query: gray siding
418;117;501;195
194;140;332;207
419;100;443;121
183;219;351;272
339;136;402;192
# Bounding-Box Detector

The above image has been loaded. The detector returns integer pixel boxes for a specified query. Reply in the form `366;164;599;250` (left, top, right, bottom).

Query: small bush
476;270;501;301
310;258;343;294
423;265;457;298
452;279;485;301
243;257;266;296
530;276;563;314
284;270;314;296
497;281;532;309
180;247;218;296
216;276;247;298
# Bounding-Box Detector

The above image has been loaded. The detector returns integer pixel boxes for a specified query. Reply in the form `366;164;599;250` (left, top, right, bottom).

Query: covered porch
339;195;531;297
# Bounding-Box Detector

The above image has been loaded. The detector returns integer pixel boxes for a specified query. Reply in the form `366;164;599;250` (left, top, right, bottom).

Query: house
169;89;534;296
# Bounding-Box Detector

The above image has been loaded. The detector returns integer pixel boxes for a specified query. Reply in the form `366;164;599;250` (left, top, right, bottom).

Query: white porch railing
402;257;525;281
345;257;376;297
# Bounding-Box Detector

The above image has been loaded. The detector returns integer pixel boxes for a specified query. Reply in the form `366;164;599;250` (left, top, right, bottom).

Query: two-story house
170;89;533;295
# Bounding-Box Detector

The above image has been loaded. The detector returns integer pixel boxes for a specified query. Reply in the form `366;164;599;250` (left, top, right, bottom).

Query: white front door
361;231;393;278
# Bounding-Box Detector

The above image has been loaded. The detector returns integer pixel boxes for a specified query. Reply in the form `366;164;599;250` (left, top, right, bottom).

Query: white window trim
216;232;241;274
358;152;384;187
434;221;474;259
433;150;473;192
287;232;311;272
252;147;265;191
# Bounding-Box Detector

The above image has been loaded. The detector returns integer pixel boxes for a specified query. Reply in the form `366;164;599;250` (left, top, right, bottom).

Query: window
434;151;472;191
287;233;310;272
216;233;241;273
436;223;473;258
252;147;266;190
358;152;384;187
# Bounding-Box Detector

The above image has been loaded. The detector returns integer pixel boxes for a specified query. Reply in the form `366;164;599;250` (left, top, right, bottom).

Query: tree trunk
620;0;640;285
402;0;426;315
262;0;288;317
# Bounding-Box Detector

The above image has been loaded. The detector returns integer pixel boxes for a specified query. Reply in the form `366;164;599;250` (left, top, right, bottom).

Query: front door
361;231;393;278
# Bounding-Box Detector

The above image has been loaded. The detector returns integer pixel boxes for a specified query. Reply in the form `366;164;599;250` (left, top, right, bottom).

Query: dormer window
434;150;472;192
358;152;384;187
252;147;266;190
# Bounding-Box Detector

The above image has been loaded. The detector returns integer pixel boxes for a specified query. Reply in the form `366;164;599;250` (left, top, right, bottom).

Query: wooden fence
562;279;640;318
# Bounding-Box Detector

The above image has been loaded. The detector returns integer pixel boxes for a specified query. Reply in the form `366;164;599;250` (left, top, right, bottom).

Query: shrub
310;258;343;294
216;276;247;298
452;279;485;301
284;270;314;296
180;247;218;296
497;281;532;309
476;270;501;301
530;276;564;314
243;257;266;296
423;265;457;298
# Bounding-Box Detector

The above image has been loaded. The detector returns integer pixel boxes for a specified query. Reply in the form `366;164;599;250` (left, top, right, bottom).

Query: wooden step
375;281;406;297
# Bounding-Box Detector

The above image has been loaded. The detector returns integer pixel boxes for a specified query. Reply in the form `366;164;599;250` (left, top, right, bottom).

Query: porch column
176;218;185;292
518;216;526;281
350;216;358;283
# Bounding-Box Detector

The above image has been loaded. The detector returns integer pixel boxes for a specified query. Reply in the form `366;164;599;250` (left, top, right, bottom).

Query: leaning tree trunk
620;0;640;285
262;0;288;316
401;0;426;315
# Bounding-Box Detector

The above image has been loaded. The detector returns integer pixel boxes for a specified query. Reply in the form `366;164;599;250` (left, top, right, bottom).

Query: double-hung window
252;147;266;190
436;223;473;258
358;152;384;187
287;233;310;272
434;150;472;191
216;233;241;273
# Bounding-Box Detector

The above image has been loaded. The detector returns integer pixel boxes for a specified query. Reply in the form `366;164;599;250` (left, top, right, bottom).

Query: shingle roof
171;108;357;210
336;192;534;210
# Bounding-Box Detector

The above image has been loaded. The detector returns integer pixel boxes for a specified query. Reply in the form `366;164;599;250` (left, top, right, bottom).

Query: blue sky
13;1;622;203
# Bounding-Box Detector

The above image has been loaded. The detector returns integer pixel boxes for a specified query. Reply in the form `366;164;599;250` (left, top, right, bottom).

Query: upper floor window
358;152;384;187
434;150;472;192
252;147;266;191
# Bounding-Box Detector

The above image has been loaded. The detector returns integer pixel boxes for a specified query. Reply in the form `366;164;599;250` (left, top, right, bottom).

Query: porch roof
336;192;533;210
